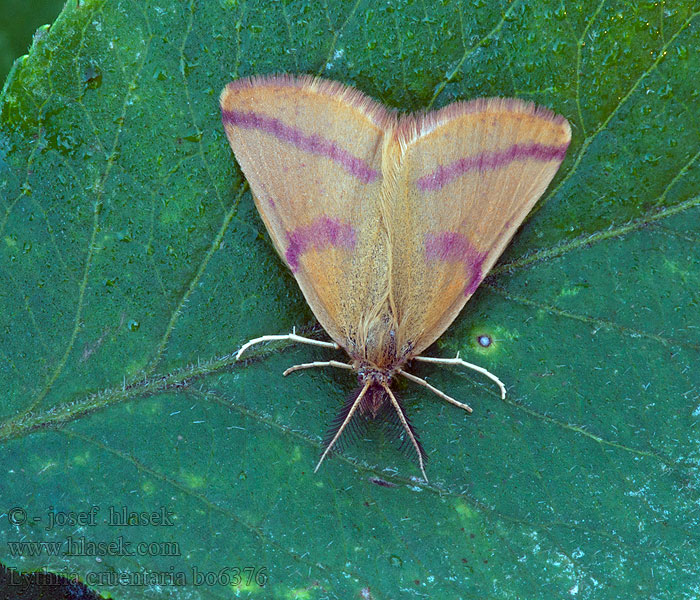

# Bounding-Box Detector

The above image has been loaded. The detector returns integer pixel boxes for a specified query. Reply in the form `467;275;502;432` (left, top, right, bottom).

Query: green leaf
0;0;65;84
1;1;699;598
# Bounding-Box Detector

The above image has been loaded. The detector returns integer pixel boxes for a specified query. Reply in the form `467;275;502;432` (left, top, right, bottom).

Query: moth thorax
360;309;402;368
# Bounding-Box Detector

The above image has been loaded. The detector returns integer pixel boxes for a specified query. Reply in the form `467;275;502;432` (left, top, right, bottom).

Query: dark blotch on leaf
369;477;397;488
82;63;102;89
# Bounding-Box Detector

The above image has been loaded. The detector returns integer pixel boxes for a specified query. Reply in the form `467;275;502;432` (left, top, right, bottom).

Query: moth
220;75;571;480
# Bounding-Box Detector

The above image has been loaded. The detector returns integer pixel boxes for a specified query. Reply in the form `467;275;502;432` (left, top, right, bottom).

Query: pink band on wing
222;110;380;184
285;217;356;272
425;232;487;296
416;142;569;192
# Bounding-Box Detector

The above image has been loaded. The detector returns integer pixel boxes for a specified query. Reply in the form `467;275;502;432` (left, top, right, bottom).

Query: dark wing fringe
322;386;369;453
321;386;427;465
374;390;427;463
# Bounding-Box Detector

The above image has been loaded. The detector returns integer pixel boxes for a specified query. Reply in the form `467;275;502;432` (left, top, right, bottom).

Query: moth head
356;363;392;387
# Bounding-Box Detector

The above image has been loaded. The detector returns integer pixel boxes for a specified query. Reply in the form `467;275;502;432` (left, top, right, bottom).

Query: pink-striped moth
220;75;571;481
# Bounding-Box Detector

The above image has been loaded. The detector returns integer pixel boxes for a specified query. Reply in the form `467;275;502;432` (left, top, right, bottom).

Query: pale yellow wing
220;75;396;352
384;98;571;357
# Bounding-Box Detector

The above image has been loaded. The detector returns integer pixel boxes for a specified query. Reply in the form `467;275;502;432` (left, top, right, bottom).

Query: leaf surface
1;1;699;598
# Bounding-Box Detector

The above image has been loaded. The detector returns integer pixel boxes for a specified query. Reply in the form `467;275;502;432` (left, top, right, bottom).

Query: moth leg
397;369;472;413
314;381;371;474
236;326;339;360
283;360;353;376
413;353;506;400
382;384;428;483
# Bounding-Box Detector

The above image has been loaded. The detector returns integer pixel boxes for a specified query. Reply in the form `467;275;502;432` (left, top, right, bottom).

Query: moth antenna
413;354;506;399
397;369;472;412
371;391;426;461
323;386;371;452
382;384;428;482
314;381;372;474
235;330;339;360
283;360;353;376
